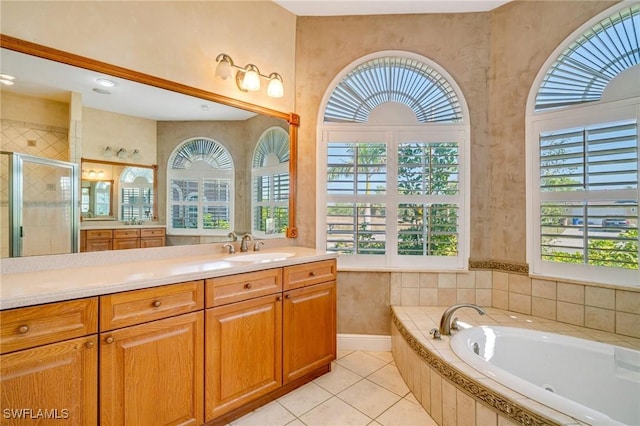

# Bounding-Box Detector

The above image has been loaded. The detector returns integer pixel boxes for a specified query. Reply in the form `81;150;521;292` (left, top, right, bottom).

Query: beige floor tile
376;398;439;426
314;363;363;394
404;391;420;405
367;364;410;397
337;378;402;418
337;349;354;359
285;420;305;426
231;401;295;426
278;382;332;417
336;351;388;377
365;351;394;363
299;397;372;426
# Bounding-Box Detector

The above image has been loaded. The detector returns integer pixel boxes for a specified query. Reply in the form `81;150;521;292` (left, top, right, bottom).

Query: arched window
318;52;470;270
167;138;234;235
527;4;639;286
120;167;154;222
251;126;289;237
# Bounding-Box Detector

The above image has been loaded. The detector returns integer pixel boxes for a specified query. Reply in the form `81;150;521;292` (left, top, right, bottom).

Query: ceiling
0;48;256;122
273;0;512;16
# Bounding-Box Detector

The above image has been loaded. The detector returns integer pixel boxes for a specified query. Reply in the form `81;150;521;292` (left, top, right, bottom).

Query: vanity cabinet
0;298;99;425
0;256;336;426
204;260;337;424
99;281;204;426
112;228;140;250
84;229;113;252
81;227;165;252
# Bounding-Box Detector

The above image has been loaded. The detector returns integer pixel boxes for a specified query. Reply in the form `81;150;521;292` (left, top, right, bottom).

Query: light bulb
267;74;284;98
242;65;261;91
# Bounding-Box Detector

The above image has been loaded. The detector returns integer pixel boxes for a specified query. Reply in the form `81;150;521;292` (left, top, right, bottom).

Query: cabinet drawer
283;260;337;290
100;280;204;331
0;298;98;354
114;228;140;239
86;229;113;239
206;269;282;308
141;227;165;238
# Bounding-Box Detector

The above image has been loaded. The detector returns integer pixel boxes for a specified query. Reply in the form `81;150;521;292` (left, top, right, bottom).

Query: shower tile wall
0;119;69;257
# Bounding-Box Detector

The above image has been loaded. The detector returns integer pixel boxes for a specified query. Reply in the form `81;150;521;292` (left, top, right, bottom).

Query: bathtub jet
451;325;640;426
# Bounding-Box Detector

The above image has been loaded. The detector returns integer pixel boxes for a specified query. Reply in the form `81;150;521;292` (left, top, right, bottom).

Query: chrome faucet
240;234;253;252
223;243;235;254
432;304;486;339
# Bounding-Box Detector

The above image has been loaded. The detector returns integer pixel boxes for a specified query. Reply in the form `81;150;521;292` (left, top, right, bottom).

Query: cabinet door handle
276;296;282;301
285;294;291;299
244;283;252;289
152;300;162;307
105;337;114;344
309;271;316;277
17;325;29;334
85;341;95;349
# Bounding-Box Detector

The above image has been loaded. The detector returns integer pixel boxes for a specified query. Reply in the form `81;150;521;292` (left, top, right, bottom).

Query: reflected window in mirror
167;138;234;235
251;127;290;238
120;167;154;222
81;180;113;218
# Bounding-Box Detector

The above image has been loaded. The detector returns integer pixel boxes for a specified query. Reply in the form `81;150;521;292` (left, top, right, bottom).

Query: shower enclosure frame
4;151;79;257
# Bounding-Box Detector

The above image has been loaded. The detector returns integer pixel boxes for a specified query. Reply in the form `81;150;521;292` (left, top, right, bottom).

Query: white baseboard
337;333;392;352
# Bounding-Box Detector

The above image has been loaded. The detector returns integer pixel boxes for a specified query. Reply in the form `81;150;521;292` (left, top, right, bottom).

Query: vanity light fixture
116;148;128;158
214;53;284;98
103;146;113;157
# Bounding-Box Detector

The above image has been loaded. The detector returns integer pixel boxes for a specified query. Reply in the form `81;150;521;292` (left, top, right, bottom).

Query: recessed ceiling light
93;88;111;95
0;73;15;85
201;104;210;111
96;78;116;87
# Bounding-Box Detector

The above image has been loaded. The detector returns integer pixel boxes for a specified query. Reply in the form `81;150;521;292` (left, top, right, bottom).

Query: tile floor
228;350;438;426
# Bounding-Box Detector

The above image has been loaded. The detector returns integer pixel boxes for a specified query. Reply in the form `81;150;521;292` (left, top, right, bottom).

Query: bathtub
450;326;640;426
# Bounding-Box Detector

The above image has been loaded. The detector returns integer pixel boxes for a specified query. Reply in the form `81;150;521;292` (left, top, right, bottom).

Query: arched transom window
318;52;470;270
251;126;290;237
167;138;234;235
528;4;639;287
120;166;154;222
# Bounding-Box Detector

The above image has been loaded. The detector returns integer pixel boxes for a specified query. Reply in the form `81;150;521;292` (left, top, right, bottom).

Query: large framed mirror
0;34;298;257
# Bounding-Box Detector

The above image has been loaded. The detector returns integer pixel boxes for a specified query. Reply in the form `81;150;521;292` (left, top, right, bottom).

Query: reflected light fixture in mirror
214;53;284;98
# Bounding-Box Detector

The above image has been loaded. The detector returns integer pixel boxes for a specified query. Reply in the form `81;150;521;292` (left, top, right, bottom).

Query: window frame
528;98;639;285
318;123;469;270
166;137;234;236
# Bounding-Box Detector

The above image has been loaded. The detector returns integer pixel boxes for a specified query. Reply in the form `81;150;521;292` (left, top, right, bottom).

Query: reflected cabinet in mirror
81;159;157;222
0;34;298;257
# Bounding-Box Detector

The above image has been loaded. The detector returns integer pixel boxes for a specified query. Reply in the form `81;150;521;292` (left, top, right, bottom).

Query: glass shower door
6;152;78;257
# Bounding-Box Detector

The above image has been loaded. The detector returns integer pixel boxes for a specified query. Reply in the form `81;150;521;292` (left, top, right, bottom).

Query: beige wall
82;107;157;166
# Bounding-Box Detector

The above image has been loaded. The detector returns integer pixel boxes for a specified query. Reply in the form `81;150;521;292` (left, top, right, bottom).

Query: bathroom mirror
81;159;157;222
0;34;299;257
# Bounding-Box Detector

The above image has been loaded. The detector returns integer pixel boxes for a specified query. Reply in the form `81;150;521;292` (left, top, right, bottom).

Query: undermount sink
224;252;295;263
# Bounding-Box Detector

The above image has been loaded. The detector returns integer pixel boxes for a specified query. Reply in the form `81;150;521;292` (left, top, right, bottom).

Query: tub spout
439;304;486;336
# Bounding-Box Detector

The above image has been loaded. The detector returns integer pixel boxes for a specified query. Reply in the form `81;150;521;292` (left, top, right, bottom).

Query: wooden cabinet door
1;335;98;425
100;312;203;426
85;238;112;252
205;294;282;422
283;281;336;384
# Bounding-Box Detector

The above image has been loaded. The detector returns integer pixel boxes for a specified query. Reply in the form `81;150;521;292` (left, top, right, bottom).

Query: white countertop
80;222;166;230
0;245;337;310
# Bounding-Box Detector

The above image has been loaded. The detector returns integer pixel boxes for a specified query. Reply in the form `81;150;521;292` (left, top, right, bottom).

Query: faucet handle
429;328;441;340
222;243;235;254
253;241;265;251
451;317;459;331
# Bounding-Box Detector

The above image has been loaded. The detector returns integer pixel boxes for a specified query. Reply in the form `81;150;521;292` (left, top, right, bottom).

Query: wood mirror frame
0;34;299;238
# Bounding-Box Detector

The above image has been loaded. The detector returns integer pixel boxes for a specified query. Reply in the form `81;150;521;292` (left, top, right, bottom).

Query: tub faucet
240;234;253;252
438;304;486;337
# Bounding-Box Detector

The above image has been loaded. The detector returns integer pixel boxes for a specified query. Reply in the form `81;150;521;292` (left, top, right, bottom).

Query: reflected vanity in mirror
0;34;299;257
81;159;157;222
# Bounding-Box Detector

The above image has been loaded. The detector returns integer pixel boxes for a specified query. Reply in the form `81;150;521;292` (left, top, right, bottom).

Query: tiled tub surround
389;270;640;339
391;306;640;426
